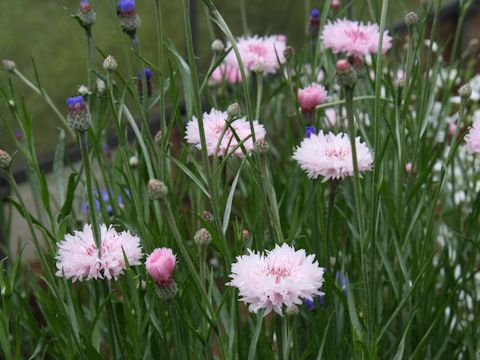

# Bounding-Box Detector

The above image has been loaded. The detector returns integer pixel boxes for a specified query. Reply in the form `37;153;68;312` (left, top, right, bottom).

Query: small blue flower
15;129;23;141
310;8;320;20
81;188;127;215
304;298;316;310
336;272;348;292
66;96;86;113
305;125;317;138
117;0;136;14
141;67;152;81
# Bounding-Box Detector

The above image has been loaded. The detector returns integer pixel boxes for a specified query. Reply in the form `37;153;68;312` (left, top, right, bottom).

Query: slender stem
282;315;291;360
255;74;263;121
102;280;122;358
86;29;93;91
79;132;101;250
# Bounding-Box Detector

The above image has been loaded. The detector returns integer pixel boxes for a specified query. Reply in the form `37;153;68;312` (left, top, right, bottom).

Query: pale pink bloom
465;119;480;153
298;83;328;113
293;131;373;180
396;69;405;81
185;108;266;157
323;19;392;57
405;162;413;173
225;35;287;75
228;243;325;315
210;64;244;85
56;224;142;282
146;248;176;285
448;122;457;137
325;108;337;127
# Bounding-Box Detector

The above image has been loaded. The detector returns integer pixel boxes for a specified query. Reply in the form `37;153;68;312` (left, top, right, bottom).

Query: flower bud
242;229;250;239
203;211;215;223
147;248;178;299
254;139;269;154
0;149;12;170
154;130;162;144
405;162;413;173
129;155;138;167
253;63;264;75
211;39;225;53
96;78;106;95
331;0;340;10
117;0;141;36
459;83;472;99
227;103;241;118
2;60;16;73
78;85;91;96
404;12;419;28
103;55;118;72
336;59;357;89
283;46;295;61
298;83;328;113
66;96;91;132
147;179;168;200
194;228;212;247
78;0;96;28
448;122;457;137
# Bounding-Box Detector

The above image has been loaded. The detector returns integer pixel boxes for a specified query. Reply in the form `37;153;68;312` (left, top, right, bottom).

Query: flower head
66;96;86;113
117;0;136;15
228;243;325;316
323;19;392;57
185;108;266;157
466;119;480;154
293;131;373;181
225;35;287;76
298;83;328;113
210;64;244;85
146;248;176;285
80;0;93;13
56;224;142;281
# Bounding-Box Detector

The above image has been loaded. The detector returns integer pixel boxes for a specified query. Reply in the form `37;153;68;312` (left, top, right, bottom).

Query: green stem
282;315;291;360
86;29;93;91
255;74;263;121
79;132;101;250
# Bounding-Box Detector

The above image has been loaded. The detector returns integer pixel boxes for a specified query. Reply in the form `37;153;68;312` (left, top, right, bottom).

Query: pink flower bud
331;0;340;9
242;229;250;239
298;83;328;113
146;248;176;285
448;122;457;137
336;59;350;72
405;162;413;173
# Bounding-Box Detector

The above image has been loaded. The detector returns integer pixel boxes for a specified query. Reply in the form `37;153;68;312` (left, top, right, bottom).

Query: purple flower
310;8;320;19
15;129;23;141
117;0;136;15
305;125;317;138
81;188;128;215
80;0;93;13
66;96;86;114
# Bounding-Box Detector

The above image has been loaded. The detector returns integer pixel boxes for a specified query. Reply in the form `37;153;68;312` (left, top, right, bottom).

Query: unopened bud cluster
255;139;269;154
459;84;472;99
227;103;241;119
117;0;141;36
194;228;212;247
78;0;96;28
103;55;118;71
66;96;91;132
336;59;357;88
0;150;12;170
211;39;225;53
147;179;168;200
404;12;419;28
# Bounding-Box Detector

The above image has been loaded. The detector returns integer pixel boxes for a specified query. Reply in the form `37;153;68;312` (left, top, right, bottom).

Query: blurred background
0;0;441;156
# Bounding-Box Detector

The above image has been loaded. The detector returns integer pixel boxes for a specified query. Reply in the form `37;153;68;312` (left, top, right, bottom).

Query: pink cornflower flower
405;162;413;173
56;224;142;282
466;119;480;154
322;19;392;57
185;108;266;157
210;64;244;85
293;131;373;181
146;248;176;285
228;243;325;315
298;83;328;113
225;35;287;75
